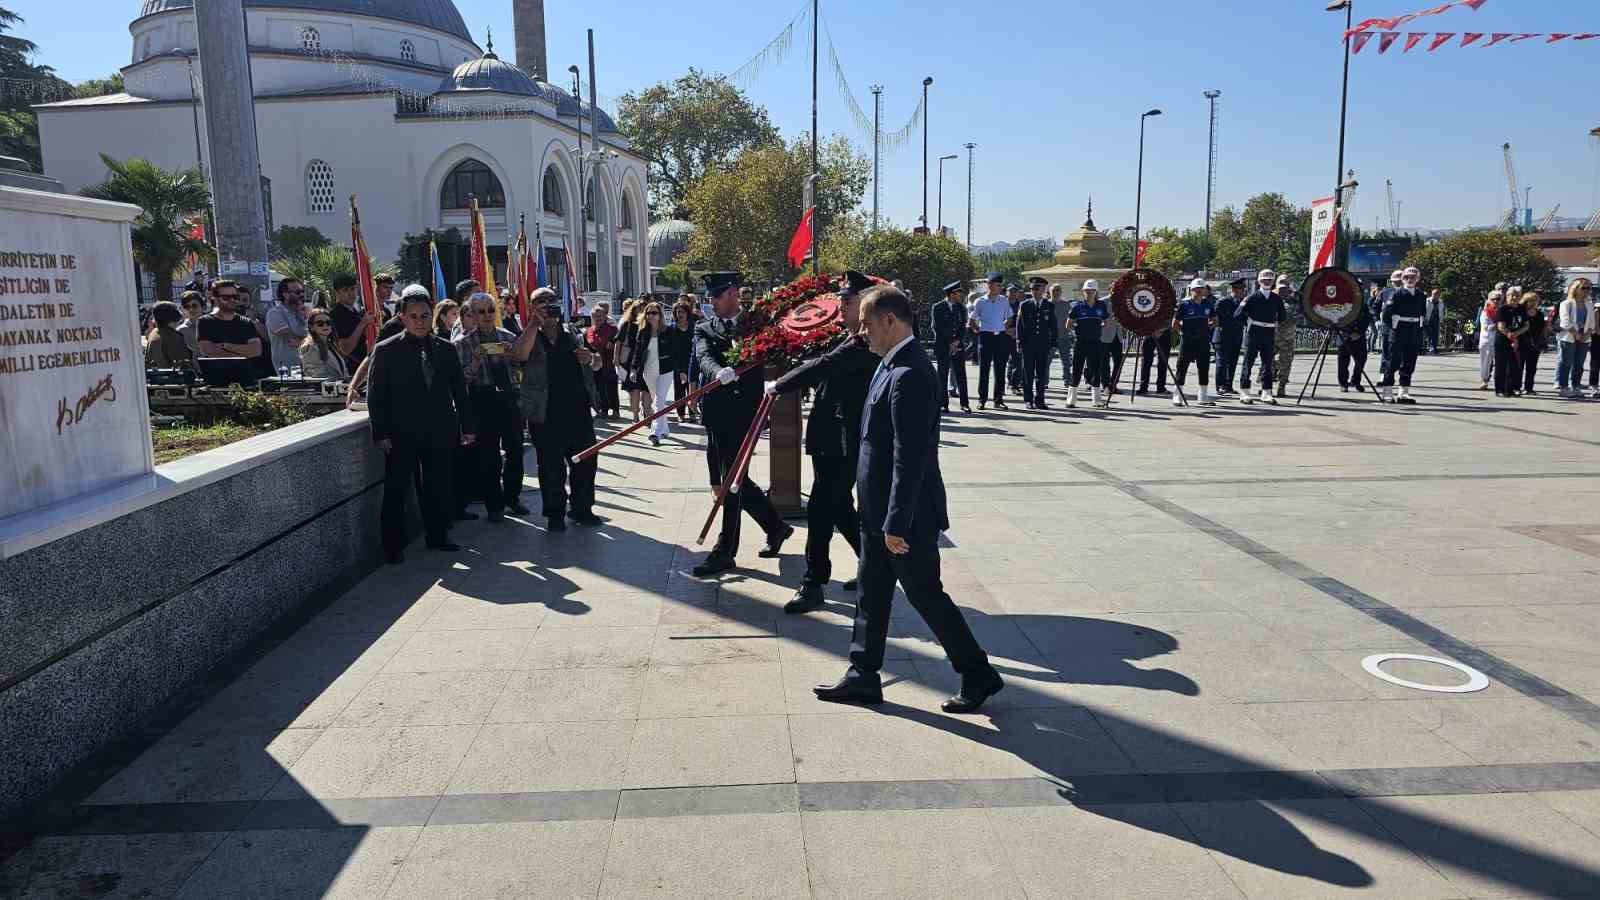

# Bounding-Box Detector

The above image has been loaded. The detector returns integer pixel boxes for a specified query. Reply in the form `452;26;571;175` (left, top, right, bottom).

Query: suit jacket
857;338;949;539
1016;297;1057;349
772;332;878;459
367;331;473;447
694;314;764;434
931;300;964;357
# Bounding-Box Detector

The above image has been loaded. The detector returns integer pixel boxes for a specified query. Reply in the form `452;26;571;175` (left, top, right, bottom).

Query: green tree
1109;229;1137;267
80;154;211;303
1;7;72;170
835;228;976;328
269;224;330;260
74;73;124;98
616;68;781;219
681;133;869;278
973;240;1055;285
395;226;462;286
274;244;397;305
1211;193;1311;278
1403;230;1564;321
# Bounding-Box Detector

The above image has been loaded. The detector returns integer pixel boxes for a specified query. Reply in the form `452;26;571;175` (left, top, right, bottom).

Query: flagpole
1331;0;1353;266
809;0;819;276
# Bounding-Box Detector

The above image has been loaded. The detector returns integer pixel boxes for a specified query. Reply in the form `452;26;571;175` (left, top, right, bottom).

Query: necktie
414;339;434;389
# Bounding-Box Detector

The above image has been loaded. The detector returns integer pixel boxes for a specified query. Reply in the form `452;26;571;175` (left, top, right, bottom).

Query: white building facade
34;0;649;300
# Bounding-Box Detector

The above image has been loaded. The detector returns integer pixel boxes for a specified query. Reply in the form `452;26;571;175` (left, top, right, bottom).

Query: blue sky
22;0;1600;243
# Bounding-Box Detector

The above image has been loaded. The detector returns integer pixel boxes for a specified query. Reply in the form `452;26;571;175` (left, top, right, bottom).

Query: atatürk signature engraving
56;373;116;434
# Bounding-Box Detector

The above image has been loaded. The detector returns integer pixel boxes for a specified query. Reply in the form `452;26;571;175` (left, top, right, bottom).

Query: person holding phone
454;292;529;521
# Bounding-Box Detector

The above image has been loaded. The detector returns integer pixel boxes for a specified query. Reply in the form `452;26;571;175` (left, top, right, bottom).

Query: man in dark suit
367;293;476;564
767;271;878;613
1017;276;1058;408
931;281;970;413
692;271;794;577
814;285;1004;714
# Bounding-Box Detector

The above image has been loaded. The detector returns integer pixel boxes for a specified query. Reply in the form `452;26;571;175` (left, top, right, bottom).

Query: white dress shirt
967;294;1012;333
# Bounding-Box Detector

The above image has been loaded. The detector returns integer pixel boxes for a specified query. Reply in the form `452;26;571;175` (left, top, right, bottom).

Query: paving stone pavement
6;354;1600;898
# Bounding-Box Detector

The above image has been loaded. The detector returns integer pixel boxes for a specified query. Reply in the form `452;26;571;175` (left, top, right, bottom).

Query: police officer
1272;273;1299;397
1005;283;1027;395
1066;280;1110;408
1237;269;1282;405
692;271;794;576
1016;276;1058;408
931;281;970;413
1172;279;1217;406
1212;277;1247;394
1376;269;1403;384
1138;322;1173;397
1338;292;1373;393
1384;266;1427;404
767;271;876;613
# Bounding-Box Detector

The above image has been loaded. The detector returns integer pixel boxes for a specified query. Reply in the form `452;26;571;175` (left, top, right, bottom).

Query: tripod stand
1296;328;1387;405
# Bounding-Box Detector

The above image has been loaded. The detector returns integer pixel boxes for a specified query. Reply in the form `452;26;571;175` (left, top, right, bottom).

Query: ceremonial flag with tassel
560;236;579;318
468;196;501;325
534;222;548;290
349;195;378;352
512;215;532;327
429;240;448;306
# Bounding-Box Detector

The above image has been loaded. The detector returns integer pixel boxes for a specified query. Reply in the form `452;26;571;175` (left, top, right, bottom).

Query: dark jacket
664;323;693;376
694;314;763;428
857;338;948;539
931;300;964;357
367;331;473;447
1016;297;1058;349
772;332;878;458
624;324;679;381
1237;290;1284;327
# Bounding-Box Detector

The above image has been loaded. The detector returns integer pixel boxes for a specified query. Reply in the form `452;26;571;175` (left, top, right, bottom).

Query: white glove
763;380;778;396
716;366;737;385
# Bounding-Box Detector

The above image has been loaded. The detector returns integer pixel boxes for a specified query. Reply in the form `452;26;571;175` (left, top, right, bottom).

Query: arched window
585;179;596;222
300;26;321;52
306;159;335;214
542;167;564;216
399;39;416;62
620;190;635;231
439;159;504;210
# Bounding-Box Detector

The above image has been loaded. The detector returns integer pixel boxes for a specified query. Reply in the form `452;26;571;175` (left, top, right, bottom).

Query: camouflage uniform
1273;290;1299;396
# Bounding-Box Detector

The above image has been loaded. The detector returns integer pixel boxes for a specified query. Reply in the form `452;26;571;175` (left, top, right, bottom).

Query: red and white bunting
1460;32;1484;47
1353;28;1597;55
1428;32;1456;50
1403;32;1426;52
1347;0;1488;38
1352;31;1376;54
1511;33;1540;42
1546;33;1571;43
1483;33;1512;47
1378;32;1402;53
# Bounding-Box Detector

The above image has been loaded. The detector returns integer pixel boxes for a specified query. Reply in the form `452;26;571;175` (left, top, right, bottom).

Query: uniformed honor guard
1138;324;1173;397
1376;269;1403;383
692;272;795;576
967;273;1012;410
1272;274;1299;397
1017;276;1058;408
1212;277;1247;394
767;272;877;613
1172;279;1217;406
1237;269;1283;405
931;281;970;413
1382;266;1427;404
1065;279;1110;408
1338;293;1374;392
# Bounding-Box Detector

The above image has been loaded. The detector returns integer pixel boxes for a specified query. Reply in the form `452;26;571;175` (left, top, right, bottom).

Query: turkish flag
1428;33;1456;51
1378;32;1401;53
1460;33;1484;47
1403;33;1425;52
1351;32;1375;54
1483;33;1512;48
787;206;815;270
1546;33;1571;43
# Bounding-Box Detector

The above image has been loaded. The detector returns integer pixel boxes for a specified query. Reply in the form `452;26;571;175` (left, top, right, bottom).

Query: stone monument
1023;200;1129;297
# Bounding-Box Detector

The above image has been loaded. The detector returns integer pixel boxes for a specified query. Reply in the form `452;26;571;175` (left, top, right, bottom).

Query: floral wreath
729;272;888;370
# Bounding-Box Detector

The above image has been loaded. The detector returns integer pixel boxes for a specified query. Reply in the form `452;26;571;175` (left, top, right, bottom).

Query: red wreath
730;272;885;370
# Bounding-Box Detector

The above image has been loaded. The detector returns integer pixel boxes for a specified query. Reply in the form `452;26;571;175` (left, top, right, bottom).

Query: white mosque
33;0;651;300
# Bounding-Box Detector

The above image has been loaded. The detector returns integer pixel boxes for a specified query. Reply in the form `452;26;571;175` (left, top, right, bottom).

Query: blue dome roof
546;85;618;134
436;49;544;97
139;0;473;44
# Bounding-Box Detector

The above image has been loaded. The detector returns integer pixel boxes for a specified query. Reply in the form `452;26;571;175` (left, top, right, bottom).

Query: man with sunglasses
455;292;529;521
176;289;206;356
196;280;262;361
266;278;309;371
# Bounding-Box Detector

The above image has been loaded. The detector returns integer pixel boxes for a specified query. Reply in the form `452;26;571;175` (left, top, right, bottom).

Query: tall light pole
964;143;975;252
1135;108;1162;247
870;84;882;232
1329;1;1353;264
570;64;586;294
810;0;819;273
1203;90;1221;238
920;76;933;230
936;154;957;235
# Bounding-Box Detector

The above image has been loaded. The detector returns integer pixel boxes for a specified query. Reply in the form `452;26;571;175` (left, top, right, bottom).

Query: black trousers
593;366;620;416
1214;332;1242;389
1071;337;1104;387
1106;337;1124;389
469;388;524;514
382;441;453;554
1392;325;1423;387
976;332;1007;404
804;454;862;587
1521;340;1542;392
1426;319;1441;353
1139;333;1172;391
1494;336;1520;394
935;348;968;408
1377;326;1395;380
705;423;782;557
1591;340;1600;388
532;423;597;520
1174;335;1209;387
849;528;991;678
1240;327;1275;390
1338;333;1369;387
1021;343;1050;404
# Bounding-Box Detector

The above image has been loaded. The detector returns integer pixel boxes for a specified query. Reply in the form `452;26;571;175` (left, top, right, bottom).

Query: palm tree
80;154;211;302
273;245;397;308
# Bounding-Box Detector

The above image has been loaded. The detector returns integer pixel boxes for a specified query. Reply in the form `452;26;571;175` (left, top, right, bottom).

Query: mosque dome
138;0;474;44
648;219;697;267
436;46;544;96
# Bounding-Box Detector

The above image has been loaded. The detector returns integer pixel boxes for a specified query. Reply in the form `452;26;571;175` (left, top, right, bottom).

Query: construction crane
1537;204;1560;232
1502;143;1522;231
1385;179;1398;231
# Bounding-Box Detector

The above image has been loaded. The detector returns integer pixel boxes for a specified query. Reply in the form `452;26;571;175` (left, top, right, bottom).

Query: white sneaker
1199;387;1216;406
1240;390;1253;405
1262;388;1277;405
1067;386;1078;408
1171;388;1183;407
1091;386;1102;407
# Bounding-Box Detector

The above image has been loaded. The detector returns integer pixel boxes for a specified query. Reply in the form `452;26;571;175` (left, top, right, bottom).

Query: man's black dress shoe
692;554;735;577
425;541;461;552
842;578;858;591
508;501;532;515
814;670;883;705
941;669;1004;714
784;588;825;614
758;523;795;558
454;510;479;522
546;517;567;532
569;512;605;527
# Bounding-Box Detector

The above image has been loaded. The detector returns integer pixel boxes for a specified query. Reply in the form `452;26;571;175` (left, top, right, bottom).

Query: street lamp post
1135;108;1162;247
964;143;975;252
569;64;586;294
1329;1;1353;264
936;154;957;235
920;76;933;230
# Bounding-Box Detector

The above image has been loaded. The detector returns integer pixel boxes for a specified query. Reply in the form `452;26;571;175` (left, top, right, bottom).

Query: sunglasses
311;319;332;327
646;311;661;316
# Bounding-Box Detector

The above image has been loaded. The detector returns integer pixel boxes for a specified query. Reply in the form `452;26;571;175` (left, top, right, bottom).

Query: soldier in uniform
691;272;795;576
1375;269;1403;385
1338;293;1373;393
1137;322;1173;397
1172;279;1217;406
1272;273;1299;397
931;281;970;413
1066;280;1110;408
1237;269;1282;405
768;271;877;613
1383;266;1427;404
1016;276;1058;408
1212;277;1247;394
